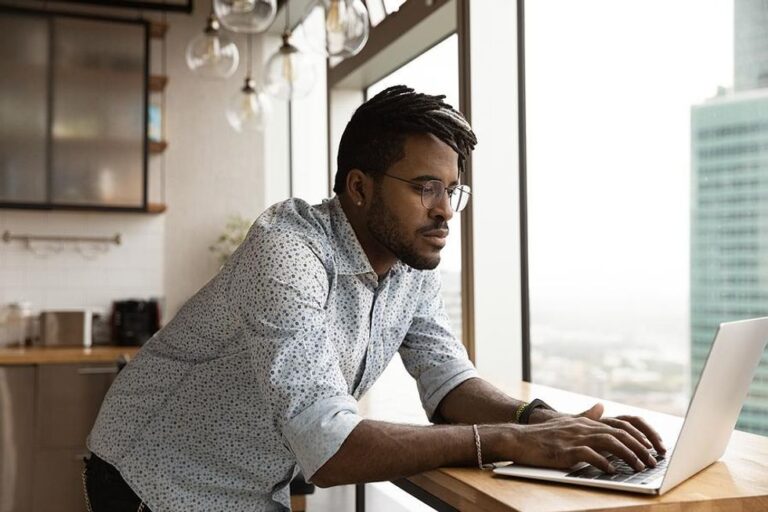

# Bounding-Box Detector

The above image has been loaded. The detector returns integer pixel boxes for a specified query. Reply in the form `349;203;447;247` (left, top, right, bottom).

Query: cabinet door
32;447;91;512
36;362;118;449
0;14;49;205
0;365;35;512
50;17;146;208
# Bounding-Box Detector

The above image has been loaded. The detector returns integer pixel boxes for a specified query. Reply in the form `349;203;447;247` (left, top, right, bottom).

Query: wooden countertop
0;345;140;365
360;358;768;512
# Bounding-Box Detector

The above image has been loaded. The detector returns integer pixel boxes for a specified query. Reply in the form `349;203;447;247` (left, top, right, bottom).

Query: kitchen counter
0;345;140;365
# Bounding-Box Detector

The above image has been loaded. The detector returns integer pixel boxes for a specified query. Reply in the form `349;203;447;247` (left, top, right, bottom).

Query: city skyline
690;0;768;435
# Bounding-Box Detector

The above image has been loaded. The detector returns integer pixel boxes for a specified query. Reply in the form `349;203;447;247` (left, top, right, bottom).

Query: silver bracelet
473;424;499;471
472;424;483;469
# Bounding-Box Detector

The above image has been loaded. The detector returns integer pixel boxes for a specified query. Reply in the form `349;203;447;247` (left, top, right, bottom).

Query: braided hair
333;85;477;195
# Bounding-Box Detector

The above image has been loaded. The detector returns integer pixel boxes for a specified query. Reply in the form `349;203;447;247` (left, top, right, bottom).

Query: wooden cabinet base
33;448;90;512
291;494;307;511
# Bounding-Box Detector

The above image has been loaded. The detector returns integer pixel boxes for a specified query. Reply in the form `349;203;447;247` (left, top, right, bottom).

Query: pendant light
265;1;316;101
214;0;278;34
185;6;239;79
307;0;369;58
226;35;269;132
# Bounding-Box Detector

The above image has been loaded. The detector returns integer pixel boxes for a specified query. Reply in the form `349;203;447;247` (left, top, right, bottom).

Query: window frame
517;0;532;381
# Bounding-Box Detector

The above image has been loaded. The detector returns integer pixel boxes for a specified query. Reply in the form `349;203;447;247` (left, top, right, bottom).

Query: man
85;85;664;511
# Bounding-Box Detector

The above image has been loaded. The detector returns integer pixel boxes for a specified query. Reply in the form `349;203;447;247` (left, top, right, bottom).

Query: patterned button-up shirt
88;196;478;512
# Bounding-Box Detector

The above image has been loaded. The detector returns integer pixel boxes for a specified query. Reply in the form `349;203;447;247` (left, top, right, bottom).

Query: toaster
39;310;93;347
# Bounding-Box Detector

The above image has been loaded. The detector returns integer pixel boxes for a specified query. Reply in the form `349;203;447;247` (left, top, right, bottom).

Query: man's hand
518;403;666;471
483;407;662;474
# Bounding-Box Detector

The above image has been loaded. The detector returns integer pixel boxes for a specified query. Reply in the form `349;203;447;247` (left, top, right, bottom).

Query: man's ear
346;169;369;207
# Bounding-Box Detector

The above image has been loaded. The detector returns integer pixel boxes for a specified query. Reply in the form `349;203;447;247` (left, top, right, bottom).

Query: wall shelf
148;140;167;154
149;21;168;39
148;75;168;92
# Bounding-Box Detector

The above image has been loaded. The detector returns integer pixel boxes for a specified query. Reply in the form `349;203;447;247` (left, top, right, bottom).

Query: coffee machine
111;299;160;346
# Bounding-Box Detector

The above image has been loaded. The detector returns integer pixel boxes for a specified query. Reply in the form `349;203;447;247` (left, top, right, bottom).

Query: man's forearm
435;377;527;424
312;391;666;487
312;379;533;488
311;419;477;487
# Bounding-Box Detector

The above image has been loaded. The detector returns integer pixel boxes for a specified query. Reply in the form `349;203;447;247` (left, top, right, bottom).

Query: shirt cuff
282;395;363;481
417;358;479;421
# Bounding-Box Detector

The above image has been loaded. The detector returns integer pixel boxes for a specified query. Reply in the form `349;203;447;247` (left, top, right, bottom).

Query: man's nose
430;189;454;222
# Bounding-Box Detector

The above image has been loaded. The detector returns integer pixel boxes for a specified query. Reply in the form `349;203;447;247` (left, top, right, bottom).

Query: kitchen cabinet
0;366;35;512
0;361;119;512
0;7;148;212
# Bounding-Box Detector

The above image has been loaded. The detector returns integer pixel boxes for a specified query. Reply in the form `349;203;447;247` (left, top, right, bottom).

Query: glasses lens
421;181;444;209
450;185;471;212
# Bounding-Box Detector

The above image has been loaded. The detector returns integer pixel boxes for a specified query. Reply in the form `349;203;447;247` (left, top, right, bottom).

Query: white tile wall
0;209;165;315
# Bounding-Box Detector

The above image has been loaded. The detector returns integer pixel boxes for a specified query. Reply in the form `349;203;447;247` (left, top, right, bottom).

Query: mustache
418;223;449;234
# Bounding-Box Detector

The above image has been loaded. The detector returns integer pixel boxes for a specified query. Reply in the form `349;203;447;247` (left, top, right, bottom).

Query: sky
525;0;734;343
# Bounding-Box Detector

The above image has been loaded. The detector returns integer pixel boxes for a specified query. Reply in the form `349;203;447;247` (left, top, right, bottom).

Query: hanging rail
2;231;122;246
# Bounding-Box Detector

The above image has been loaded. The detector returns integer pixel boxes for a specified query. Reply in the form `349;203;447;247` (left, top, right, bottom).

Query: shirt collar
327;196;410;277
328;196;375;276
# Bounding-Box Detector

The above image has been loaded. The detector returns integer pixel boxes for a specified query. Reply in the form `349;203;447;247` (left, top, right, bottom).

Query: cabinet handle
77;366;118;375
74;452;90;461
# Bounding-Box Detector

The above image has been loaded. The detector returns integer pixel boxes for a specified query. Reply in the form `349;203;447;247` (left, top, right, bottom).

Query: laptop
493;316;768;495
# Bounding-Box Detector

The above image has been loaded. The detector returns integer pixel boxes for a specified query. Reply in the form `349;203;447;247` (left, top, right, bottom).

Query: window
366;34;465;341
523;0;768;435
290;7;330;204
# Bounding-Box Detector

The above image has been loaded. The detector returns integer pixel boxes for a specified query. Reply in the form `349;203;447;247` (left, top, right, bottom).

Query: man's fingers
569;446;615;474
577;403;604;421
603;418;653;449
605;427;657;467
591;433;646;472
617;415;667;455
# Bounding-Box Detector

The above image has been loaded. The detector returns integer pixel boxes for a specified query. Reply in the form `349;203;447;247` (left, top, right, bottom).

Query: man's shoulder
258;198;331;232
245;198;335;267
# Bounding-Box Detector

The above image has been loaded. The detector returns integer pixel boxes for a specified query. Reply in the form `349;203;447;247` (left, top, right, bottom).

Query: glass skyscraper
690;0;768;435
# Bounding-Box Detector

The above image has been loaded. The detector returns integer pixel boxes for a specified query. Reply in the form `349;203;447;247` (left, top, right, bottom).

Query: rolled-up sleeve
228;232;362;480
399;270;478;421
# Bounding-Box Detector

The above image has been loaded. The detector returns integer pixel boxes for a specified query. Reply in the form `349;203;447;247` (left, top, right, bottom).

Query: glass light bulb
185;16;239;79
265;38;317;101
226;79;269;132
214;0;277;34
300;0;369;58
323;0;369;57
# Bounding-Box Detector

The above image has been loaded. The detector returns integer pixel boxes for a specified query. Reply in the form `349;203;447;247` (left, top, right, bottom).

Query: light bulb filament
326;0;346;33
282;54;294;83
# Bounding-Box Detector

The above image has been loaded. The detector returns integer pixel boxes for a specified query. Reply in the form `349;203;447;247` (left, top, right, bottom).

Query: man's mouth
421;229;449;238
420;228;449;248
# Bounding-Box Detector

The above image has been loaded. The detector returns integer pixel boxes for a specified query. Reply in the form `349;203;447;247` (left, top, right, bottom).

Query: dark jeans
83;453;152;512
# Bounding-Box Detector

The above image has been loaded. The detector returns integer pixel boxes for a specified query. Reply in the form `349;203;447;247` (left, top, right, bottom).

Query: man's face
366;133;459;270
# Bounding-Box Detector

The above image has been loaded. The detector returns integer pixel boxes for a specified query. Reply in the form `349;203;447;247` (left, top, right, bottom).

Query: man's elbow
309;468;338;489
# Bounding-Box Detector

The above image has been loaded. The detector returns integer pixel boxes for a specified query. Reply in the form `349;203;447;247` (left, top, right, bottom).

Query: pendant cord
285;0;290;33
246;34;253;77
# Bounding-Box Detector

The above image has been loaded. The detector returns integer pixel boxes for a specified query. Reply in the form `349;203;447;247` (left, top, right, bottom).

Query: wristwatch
518;398;556;424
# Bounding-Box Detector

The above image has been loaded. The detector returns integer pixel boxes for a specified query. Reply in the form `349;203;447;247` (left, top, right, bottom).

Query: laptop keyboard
566;452;668;485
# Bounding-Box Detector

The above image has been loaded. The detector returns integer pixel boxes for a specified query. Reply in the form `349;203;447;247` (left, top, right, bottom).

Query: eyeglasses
381;173;472;212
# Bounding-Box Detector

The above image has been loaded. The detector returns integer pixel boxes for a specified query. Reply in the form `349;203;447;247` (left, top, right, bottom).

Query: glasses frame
381;173;472;212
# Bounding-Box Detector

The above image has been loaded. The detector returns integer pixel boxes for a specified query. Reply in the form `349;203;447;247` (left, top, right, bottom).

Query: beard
366;185;442;270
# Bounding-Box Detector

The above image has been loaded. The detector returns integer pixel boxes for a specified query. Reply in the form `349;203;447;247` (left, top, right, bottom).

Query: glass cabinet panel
0;14;49;204
50;17;145;207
